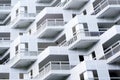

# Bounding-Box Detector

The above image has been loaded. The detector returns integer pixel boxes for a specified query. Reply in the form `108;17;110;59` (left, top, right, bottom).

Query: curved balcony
93;0;120;18
37;19;64;38
61;30;103;49
101;40;120;63
8;49;40;68
11;13;36;29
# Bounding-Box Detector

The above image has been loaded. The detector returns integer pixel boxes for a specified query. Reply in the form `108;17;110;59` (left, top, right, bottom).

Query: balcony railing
0;37;10;41
37;19;64;33
15;49;40;56
7;49;40;65
36;61;71;79
18;13;36;17
94;0;120;14
101;40;120;59
0;4;11;10
88;77;120;80
61;30;104;46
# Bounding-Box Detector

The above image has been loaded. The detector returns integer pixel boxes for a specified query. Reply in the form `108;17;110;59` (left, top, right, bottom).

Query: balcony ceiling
0;14;9;21
12;60;35;69
69;37;99;49
97;7;120;18
64;0;88;10
37;0;53;3
0;48;8;57
45;74;70;80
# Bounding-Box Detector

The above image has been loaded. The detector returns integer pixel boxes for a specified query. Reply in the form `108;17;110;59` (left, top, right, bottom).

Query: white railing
94;0;120;14
101;40;120;59
61;30;104;46
16;49;40;56
36;61;70;79
19;13;36;17
0;4;11;10
37;19;64;33
7;49;39;65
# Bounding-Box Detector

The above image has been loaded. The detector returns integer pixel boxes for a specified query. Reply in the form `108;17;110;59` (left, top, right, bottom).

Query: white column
83;71;94;80
10;69;19;80
88;22;99;32
75;24;85;37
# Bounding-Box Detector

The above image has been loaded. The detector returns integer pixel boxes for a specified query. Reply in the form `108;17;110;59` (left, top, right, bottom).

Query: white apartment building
0;0;120;80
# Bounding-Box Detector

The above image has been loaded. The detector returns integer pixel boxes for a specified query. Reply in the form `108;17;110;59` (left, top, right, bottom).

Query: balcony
37;19;64;38
35;61;70;80
101;40;120;63
63;0;89;10
8;49;39;68
11;13;36;29
93;0;120;18
61;30;102;49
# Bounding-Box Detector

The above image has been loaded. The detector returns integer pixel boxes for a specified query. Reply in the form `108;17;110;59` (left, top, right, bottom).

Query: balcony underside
69;37;99;49
12;59;36;68
0;48;8;57
63;0;89;10
37;27;63;38
11;18;34;29
44;71;70;80
10;53;37;68
97;6;120;18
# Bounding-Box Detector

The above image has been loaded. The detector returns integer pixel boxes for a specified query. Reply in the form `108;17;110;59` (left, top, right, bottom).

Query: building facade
0;0;120;80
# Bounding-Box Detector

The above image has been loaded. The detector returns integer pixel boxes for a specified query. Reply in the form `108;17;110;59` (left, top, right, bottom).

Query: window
83;23;88;31
30;70;33;79
80;73;84;80
15;45;18;54
92;51;96;60
72;14;76;18
93;70;98;80
24;6;27;13
19;33;23;35
29;29;31;34
25;43;28;49
72;26;76;36
83;10;87;15
19;73;24;79
16;9;19;16
79;56;84;62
